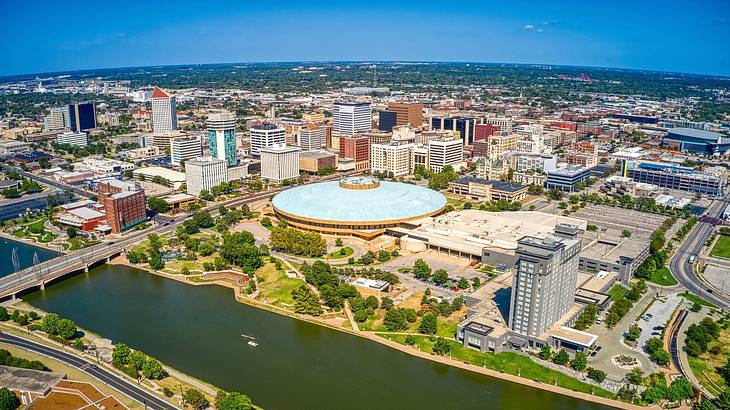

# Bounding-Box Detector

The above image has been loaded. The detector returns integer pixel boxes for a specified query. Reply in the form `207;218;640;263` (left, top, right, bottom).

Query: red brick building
339;136;370;171
97;179;147;233
474;123;500;142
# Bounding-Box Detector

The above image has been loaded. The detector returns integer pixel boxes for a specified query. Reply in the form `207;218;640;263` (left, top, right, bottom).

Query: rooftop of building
299;150;336;159
250;123;283;131
0;365;65;395
272;179;446;223
132;166;186;181
548;164;590;176
151;87;171;98
666;127;725;141
453;176;527;192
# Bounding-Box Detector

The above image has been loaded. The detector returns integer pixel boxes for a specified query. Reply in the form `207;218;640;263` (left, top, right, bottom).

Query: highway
0;331;175;409
669;193;730;309
0;163;94;199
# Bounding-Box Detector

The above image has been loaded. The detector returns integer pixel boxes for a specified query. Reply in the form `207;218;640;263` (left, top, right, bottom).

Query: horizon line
2;59;730;83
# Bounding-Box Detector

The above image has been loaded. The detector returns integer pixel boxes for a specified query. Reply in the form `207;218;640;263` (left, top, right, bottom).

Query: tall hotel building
333;102;372;135
250;123;286;157
44;102;96;132
386;102;423;128
509;225;581;337
207;109;237;166
151;87;177;134
339;135;371;171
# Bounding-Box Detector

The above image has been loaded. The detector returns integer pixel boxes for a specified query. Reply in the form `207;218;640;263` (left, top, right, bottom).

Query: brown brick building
386;102;424;128
339;135;370;171
97;179;147;233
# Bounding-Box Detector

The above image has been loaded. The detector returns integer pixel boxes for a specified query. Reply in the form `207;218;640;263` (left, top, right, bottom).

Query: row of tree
269;223;326;257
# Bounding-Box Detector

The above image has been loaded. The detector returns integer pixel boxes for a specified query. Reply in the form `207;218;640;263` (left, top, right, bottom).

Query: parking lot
634;293;684;353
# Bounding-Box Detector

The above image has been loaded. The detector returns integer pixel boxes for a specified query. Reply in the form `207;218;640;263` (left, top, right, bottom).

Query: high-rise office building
339;135;370;171
299;123;326;151
386;102;423;128
260;144;300;183
509;225;581;337
333;102;371;135
250;123;286;157
431;116;478;145
207;109;237;166
44;106;70;132
171;137;203;167
44;103;96;132
97;179;147;233
68;102;97;132
371;139;415;177
379;111;397;132
427;137;463;173
151;87;177;134
185;156;229;196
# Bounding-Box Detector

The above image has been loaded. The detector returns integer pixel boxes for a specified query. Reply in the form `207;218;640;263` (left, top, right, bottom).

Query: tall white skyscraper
333;102;372;135
299;123;326;151
151;87;177;134
250;123;286;157
207;109;237;166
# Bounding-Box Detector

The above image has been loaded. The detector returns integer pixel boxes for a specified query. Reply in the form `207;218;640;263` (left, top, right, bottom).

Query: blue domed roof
272;180;447;223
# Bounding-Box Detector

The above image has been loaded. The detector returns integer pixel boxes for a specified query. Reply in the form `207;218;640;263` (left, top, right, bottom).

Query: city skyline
1;0;729;77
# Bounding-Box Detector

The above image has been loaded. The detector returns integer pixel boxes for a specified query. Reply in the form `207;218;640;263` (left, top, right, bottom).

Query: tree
291;285;323;316
621;229;632;238
335;238;343;247
627;367;644;385
149;252;165;270
142;358;166;380
217;392;253;410
457;277;469;289
571;351;588;371
626;323;641;341
112;343;131;368
220;232;263;274
418;312;438;335
66;226;79;239
41;313;61;335
127;351;147;373
696;399;718;410
0;307;8;321
365;296;379;310
538;345;552;360
553;349;569;365
148;197;171;214
587;367;606;383
380;297;394;311
718;389;730;410
413;259;431;280
432;269;448;285
183;388;209;410
691;301;702;312
0;387;20;410
433;337;451;355
383;308;408;332
56;318;77;339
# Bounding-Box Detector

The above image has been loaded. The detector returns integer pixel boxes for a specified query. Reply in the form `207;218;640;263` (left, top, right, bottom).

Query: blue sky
1;0;729;76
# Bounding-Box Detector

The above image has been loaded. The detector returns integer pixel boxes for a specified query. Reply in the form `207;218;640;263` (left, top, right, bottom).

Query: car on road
689;255;696;264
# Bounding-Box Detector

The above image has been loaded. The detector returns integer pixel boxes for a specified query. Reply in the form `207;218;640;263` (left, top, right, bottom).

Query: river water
0;238;58;277
24;264;612;410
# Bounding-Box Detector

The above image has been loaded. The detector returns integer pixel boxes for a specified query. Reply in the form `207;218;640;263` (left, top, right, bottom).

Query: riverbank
0;230;64;253
0;302;232;409
112;256;636;410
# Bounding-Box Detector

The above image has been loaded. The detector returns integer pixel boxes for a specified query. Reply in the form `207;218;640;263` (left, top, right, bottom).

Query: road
0;163;94;199
0;331;175;409
669;193;730;309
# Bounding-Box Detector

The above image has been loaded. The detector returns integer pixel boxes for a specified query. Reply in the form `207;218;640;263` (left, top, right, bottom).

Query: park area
710;235;730;259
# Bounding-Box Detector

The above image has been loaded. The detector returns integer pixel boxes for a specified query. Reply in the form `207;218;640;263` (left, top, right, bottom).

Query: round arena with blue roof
271;176;447;239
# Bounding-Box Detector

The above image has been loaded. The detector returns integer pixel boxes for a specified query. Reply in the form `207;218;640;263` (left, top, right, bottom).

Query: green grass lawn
324;246;354;259
379;334;616;399
608;284;628;301
679;291;717;308
645;267;678;286
255;263;304;308
711;235;730;259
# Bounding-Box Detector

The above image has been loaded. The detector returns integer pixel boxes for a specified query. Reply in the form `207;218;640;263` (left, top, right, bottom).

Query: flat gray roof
0;365;65;394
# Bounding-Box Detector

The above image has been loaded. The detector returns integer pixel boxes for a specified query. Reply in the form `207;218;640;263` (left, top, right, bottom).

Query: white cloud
524;24;535;29
537;29;544;33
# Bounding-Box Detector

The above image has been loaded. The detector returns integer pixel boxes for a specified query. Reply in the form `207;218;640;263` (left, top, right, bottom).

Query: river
24;264;613;410
0;237;59;277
